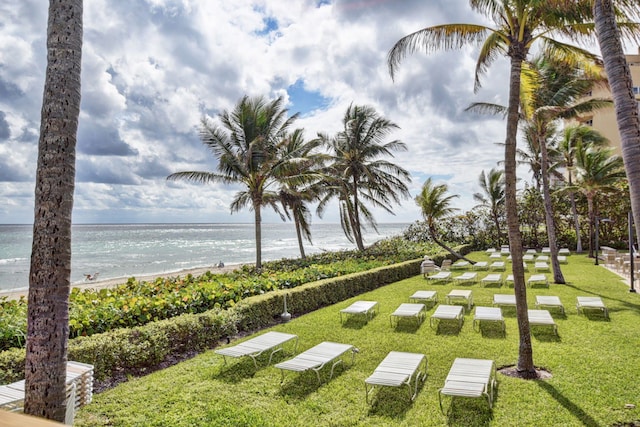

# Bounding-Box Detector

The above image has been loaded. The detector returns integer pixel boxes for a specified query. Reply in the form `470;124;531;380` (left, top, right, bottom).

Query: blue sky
0;0;519;224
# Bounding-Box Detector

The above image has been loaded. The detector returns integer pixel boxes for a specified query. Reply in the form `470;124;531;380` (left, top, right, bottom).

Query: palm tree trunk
492;210;502;247
539;134;565;284
294;214;306;259
254;202;262;270
24;0;82;422
594;0;640;252
570;193;583;253
351;179;365;251
506;53;535;376
428;227;474;263
587;195;596;259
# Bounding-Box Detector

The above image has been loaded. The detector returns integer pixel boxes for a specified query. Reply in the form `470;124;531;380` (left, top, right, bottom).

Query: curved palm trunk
428;226;474;263
594;0;640;250
351;178;365;251
539;135;565;284
293;213;306;259
506;53;535;376
492;209;502;247
587;195;596;258
24;0;82;422
254;202;262;270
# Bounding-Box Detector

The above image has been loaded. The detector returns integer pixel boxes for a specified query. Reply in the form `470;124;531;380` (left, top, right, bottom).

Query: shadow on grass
530;326;561;343
278;366;349;401
212;358;261;383
366;380;426;419
393;321;424;334
479;323;506;339
434;320;463;336
536;380;600;427
564;282;640;314
444;396;493;427
341;317;370;330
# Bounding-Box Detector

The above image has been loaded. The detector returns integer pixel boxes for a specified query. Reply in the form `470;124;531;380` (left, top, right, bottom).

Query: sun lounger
489;252;502;259
481;273;502;287
445;289;473;310
473;307;505;333
528;274;549;288
505;274;514;286
409;290;438;306
473;261;489;270
440;259;452;270
426;271;451;282
534;262;550;272
523;254;535;261
390;303;426;327
558;255;568;264
536;255;549;262
339;301;379;323
365;351;427;403
430;304;464;330
439;358;497;413
215;331;299;368
535;296;564;315
451;260;470;269
542;247;551;254
559;248;571;255
453;272;477;284
528;309;558;335
526;249;537;254
275;341;356;384
492;294;516;308
489;261;506;271
576;296;609;319
486;248;497;254
500;247;510;256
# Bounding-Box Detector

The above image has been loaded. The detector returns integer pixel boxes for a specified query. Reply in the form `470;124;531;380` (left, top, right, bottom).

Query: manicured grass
75;253;640;426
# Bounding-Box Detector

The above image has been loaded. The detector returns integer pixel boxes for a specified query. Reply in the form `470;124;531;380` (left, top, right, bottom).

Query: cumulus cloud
0;0;541;224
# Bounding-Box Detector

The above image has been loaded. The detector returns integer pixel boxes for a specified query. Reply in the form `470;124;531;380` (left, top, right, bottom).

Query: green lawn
75;253;640;426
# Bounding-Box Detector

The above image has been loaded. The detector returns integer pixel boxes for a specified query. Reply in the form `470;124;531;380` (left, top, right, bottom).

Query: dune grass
75;253;640;426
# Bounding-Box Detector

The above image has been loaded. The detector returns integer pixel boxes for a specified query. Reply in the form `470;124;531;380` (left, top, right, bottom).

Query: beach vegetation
316;104;411;252
473;168;505;247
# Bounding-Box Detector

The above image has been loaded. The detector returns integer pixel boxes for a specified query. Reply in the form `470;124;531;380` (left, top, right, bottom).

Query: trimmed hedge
0;247;470;384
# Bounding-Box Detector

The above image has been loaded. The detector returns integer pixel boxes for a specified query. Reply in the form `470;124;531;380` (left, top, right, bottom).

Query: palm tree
276;129;324;259
317;104;411;251
566;145;626;258
25;0;83;422
555;125;609;253
168;95;299;270
388;0;599;377
592;1;640;259
473;168;505;247
417;178;475;262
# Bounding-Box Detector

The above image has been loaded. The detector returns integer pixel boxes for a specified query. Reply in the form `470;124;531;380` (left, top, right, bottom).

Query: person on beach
217;261;225;268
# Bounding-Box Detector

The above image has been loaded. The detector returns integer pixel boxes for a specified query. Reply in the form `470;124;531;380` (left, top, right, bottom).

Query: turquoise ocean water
0;223;409;292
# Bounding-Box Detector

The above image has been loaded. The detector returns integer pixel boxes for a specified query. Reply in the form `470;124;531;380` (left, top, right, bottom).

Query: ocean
0;223;409;292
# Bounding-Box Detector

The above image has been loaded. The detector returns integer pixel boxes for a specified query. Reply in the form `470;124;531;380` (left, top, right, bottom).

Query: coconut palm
592;1;640;258
317;104;411;251
416;178;474;262
566;145;626;258
167;95;299;270
388;0;601;376
473;168;505;247
276;129;324;259
25;0;83;422
555;125;609;253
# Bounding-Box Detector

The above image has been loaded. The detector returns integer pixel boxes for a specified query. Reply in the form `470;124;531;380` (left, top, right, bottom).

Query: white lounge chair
489;261;506;271
445;289;473;310
528;274;549;288
576;296;609;319
439;358;497;412
486;248;497;254
473;307;505;333
535;296;564;315
523;254;535;261
526;249;537;254
453;272;477;284
440;259;452;271
489;252;502;259
500;247;510;256
430;304;464;330
481;273;502;287
365;351;427;403
528;309;558;335
215;331;298;368
559;248;571;256
505;274;515;286
340;301;379;323
275;341;356;384
451;260;470;269
409;290;438;306
536;255;549;262
426;271;451;282
473;261;489;270
390;303;426;327
534;262;550;272
542;247;551;254
558;255;568;264
492;294;516;308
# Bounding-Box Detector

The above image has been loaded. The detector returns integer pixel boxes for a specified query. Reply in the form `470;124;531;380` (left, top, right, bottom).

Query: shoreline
0;263;246;299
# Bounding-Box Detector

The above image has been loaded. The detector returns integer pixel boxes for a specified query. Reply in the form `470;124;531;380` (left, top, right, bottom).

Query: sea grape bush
0;237;438;350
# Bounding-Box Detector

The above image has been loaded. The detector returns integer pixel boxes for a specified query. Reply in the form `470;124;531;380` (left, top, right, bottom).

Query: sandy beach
0;263;246;299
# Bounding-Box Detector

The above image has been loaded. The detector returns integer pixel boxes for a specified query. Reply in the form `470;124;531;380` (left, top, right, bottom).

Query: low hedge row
0;248;468;384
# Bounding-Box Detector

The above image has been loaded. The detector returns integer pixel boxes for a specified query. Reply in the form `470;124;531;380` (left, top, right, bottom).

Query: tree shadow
536;380;600;427
366;378;426;419
393;320;424;333
434;320;463;336
444;396;493;427
278;365;349;401
341;317;370;330
479;323;506;339
530;326;562;343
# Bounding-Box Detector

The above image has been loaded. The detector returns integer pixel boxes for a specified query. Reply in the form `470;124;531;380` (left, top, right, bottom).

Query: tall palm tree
473;168;505;247
417;178;475;262
555;125;609;253
388;0;599;377
317;104;411;251
276;129;324;259
566;145;626;258
25;0;83;422
592;1;640;259
168;95;299;270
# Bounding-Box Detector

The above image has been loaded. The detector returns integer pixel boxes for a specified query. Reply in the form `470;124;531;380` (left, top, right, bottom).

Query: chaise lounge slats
528;309;558;335
576;296;609;318
339;300;379;323
215;331;298;368
275;341;356;384
390;303;426;327
439;358;497;413
473;307;505;333
430;304;464;330
365;351;427;403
